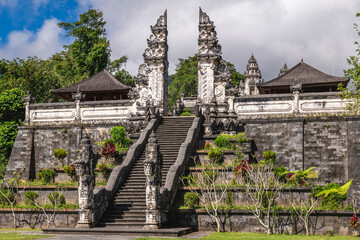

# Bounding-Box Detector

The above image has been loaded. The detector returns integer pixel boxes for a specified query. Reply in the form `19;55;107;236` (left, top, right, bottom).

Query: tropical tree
168;54;243;109
338;13;360;113
58;9;110;77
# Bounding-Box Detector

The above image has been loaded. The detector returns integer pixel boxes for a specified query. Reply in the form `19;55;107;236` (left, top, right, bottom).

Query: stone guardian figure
74;133;97;228
143;132;162;229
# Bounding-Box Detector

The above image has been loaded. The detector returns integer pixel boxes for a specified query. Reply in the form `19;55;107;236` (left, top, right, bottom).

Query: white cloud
0;18;64;60
0;0;357;80
84;0;358;80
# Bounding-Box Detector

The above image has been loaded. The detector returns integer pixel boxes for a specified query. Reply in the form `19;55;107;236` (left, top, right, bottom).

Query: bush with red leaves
101;142;116;158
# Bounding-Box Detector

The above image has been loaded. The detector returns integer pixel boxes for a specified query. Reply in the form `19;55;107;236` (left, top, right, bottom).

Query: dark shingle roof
260;60;348;87
51;70;129;94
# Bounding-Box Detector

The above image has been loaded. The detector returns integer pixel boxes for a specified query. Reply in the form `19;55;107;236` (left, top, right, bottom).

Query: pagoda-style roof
259;60;349;94
51;70;130;101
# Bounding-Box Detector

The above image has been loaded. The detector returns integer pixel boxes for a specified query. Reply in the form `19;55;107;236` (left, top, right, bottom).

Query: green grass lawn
135;232;360;240
0;232;51;240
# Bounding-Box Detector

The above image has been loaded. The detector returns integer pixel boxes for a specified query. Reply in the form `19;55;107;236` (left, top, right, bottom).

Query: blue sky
0;0;359;80
0;1;77;39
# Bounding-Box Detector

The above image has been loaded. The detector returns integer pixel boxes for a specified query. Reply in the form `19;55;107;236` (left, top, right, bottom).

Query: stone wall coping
29;102;75;110
175;208;358;216
17;123;131;130
179;186;313;192
0;208;77;213
235;94;294;102
196;149;249;154
237;115;360;124
80;100;132;107
160;117;201;210
15;185;78;190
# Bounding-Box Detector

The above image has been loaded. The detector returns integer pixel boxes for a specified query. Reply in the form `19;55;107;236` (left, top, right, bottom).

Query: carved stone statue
143;132;162;229
74;133;97;228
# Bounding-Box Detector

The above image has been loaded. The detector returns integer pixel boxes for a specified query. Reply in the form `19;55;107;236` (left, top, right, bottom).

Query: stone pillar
74;134;96;228
143;11;168;116
198;8;221;104
22;91;33;125
143;132;162;229
291;83;302;113
72;87;85;123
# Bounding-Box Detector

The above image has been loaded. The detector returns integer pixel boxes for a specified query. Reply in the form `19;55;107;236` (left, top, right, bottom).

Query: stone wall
167;209;359;236
242;116;360;198
6;122;135;180
0;209;78;229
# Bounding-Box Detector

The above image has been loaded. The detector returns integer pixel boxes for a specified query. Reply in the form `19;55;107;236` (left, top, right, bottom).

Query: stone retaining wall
167;209;360;236
0;209;77;229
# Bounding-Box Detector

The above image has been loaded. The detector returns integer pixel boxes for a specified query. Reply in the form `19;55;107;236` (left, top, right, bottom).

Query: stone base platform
42;227;192;237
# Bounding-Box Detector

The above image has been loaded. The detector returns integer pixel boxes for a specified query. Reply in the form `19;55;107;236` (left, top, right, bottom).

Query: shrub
64;164;76;180
48;192;66;207
214;136;230;149
184;192;199;208
202;169;218;185
53;148;68;160
25;191;39;205
263;150;277;165
183;107;191;113
37;169;57;184
181;112;191;116
0;189;14;205
207;149;223;163
204;142;213;150
312;181;351;209
110;126;133;149
101;142;116;158
98;162;111;179
225;191;234;207
273;166;287;181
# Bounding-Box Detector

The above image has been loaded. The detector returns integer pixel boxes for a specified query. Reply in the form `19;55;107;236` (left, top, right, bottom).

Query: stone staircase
97;117;194;228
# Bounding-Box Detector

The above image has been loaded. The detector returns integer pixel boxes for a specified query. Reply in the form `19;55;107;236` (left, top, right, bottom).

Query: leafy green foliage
110;126;132;151
58;9;110;77
204;142;213;150
338;13;360;113
97;162;111;179
53;148;68;160
48;192;66;207
202;169;218;185
225;191;234;207
0;188;14;205
168;55;244;109
24;191;39;205
214;136;230;149
0;88;25;122
63;165;76;180
168;55;198;109
207;149;223;163
184;192;199;208
180;112;191;116
0;88;25;179
263;150;277;165
220;133;249;144
312;180;352;210
37;169;57;184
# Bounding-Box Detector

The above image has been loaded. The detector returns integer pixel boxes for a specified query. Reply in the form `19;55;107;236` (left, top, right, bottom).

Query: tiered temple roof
51;70;130;101
259;60;349;94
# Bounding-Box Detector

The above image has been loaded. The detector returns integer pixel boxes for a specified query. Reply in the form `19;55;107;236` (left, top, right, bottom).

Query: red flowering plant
234;160;252;176
350;214;358;228
101;142;116;159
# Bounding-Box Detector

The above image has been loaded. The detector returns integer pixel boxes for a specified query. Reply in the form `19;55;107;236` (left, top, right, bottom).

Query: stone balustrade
28;100;133;125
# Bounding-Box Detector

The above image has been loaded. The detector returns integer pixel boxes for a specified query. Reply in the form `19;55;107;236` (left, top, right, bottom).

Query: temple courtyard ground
0;231;359;240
